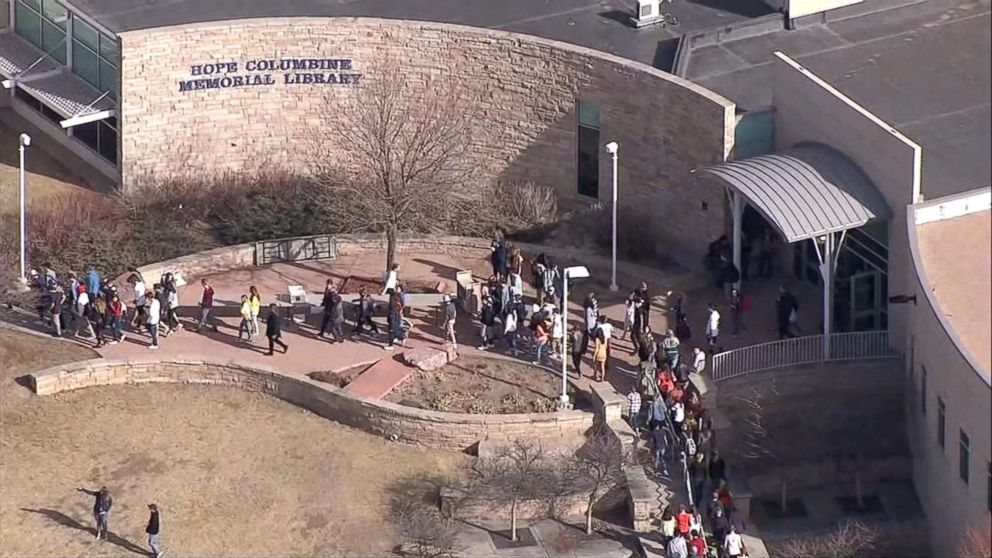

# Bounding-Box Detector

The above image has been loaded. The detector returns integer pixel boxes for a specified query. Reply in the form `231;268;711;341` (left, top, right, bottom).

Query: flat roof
688;0;991;201
917;210;992;375
70;0;769;67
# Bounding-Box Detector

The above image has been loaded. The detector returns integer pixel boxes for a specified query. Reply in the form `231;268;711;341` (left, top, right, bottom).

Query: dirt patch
308;363;373;388
339;275;442;294
0;330;467;557
385;356;586;414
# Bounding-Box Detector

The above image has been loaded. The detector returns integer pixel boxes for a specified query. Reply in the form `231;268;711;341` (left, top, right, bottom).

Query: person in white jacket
146;292;161;349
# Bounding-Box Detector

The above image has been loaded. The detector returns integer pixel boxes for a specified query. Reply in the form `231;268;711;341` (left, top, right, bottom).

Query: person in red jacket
690;529;707;557
677;504;692;536
108;294;126;344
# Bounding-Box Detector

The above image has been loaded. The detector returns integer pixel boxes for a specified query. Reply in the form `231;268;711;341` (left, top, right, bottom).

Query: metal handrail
711;330;898;383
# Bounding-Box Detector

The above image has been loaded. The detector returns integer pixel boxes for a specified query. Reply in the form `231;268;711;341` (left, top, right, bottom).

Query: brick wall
28;357;596;451
118;17;735;259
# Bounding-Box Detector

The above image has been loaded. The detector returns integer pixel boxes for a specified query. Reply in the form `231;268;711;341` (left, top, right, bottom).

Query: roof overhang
0;31;116;123
698;142;891;243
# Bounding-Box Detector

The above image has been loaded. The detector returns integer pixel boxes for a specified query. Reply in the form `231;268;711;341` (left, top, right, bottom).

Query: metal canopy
699;142;890;243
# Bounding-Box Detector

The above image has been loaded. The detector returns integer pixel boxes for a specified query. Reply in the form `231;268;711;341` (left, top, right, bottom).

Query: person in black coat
265;304;289;356
146;503;162;558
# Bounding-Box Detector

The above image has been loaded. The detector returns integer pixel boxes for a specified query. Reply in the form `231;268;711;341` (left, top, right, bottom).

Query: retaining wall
28;357;595;451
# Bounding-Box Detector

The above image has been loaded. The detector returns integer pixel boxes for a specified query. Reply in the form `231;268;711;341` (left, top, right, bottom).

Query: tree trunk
586;495;595;535
510;498;518;541
385;223;398;275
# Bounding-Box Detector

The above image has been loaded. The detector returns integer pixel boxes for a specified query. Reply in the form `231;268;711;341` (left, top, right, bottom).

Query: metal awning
0;31;115;122
698;142;890;243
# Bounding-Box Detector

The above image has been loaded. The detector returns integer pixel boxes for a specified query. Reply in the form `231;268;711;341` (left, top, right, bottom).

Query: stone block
402;347;450;372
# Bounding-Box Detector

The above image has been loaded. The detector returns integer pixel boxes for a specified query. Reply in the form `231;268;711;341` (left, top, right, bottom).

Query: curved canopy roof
699;143;890;243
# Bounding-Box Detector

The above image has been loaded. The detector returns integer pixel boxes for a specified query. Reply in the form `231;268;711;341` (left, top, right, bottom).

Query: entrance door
850;270;881;331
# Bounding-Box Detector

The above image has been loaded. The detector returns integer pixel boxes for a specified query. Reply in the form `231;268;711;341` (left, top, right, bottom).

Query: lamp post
559;265;590;408
605;142;619;291
18;133;31;283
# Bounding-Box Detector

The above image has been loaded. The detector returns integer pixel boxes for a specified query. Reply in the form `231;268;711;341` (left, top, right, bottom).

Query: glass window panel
577;125;600;198
72;16;99;51
578;101;599;129
99;35;118;62
959;430;970;484
98;121;117;164
99;59;117;98
74;120;99;152
937;398;945;449
15;3;43;49
72;41;100;88
19;0;41;13
41;0;67;27
41;19;66;63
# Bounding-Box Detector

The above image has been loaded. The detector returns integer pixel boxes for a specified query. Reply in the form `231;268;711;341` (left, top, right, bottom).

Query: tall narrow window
937;397;945;450
959;430;970;484
986;461;991;513
14;0;68;64
921;366;927;415
71;17;118;99
577;101;600;198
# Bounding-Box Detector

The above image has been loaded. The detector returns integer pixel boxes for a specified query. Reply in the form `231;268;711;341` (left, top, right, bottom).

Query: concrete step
343;354;414;399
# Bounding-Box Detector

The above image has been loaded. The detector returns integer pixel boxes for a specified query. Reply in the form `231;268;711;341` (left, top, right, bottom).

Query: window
71;17;118;99
959;430;970;484
920;366;927;415
577;101;600;198
74;117;118;164
14;0;67;64
937;397;945;450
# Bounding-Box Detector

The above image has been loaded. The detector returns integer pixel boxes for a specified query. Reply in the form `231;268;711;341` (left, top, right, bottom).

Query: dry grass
0;330;468;556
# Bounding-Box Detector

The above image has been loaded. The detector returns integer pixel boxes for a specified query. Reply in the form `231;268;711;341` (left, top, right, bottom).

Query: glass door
850;270;881;331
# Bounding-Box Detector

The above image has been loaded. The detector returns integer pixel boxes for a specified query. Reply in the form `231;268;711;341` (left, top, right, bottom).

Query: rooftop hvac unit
632;0;674;28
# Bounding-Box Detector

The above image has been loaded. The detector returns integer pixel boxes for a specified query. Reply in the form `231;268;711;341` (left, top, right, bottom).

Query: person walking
77;486;112;540
238;295;253;342
667;532;689;558
730;288;747;336
87;267;101;299
477;295;496;350
318;280;342;341
385;290;406;350
723;524;745;558
248;286;261;337
705;303;720;353
146;504;162;558
381;263;399;295
570;325;584;378
130;273;146;331
776;285;799;339
75;286;95;338
108;294;126;344
626;387;642;433
442;294;458;348
265;304;289;356
661;329;681;369
49;286;65;338
195;279;216;332
354;287;380;336
146;291;161;349
582;293;598;355
89;295;108;348
650;422;670;476
165;284;181;335
503;306;519;356
533;316;550;365
622;295;636;341
592;328;608;382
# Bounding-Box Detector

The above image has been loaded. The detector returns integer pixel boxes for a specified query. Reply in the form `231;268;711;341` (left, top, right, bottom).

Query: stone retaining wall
29;358;595;451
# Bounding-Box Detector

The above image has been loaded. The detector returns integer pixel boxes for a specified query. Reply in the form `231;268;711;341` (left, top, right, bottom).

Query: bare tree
569;427;630;534
393;499;460;558
311;64;476;273
737;378;793;513
774;520;878;558
470;439;549;541
958;521;992;558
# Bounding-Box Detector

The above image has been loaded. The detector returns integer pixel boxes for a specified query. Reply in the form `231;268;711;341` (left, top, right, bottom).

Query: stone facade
28;357;596;451
118;17;735;259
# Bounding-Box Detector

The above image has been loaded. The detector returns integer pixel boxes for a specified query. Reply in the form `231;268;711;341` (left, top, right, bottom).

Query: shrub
583;202;669;265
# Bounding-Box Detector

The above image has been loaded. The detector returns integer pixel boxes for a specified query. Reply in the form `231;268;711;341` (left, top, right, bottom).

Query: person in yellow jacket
238;294;253;342
249;286;262;335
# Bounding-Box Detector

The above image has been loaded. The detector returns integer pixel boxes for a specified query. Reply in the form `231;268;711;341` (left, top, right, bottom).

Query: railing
254;234;336;265
711;330;898;383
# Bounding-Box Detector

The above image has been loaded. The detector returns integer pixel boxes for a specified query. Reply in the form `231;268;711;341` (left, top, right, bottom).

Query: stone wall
28;358;595;451
118;17;735;259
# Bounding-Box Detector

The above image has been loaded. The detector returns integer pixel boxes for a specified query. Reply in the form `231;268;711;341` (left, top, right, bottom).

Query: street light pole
18;133;31;283
605;142;619;291
559;265;590;408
